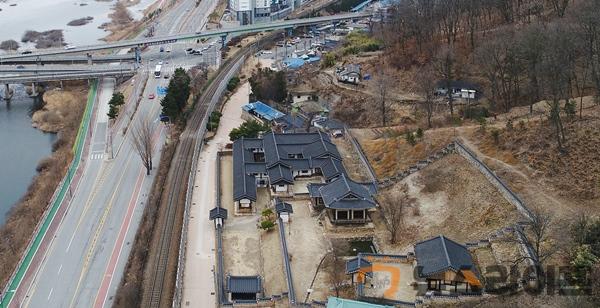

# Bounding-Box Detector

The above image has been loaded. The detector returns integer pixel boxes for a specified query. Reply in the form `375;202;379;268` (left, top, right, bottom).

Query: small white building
336;64;361;84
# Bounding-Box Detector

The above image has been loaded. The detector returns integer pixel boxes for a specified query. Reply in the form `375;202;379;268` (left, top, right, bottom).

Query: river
0;0;157;224
0;87;57;224
0;0;157;48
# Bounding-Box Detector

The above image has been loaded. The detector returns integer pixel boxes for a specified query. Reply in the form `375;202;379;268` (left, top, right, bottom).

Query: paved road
9;0;218;307
0;12;372;60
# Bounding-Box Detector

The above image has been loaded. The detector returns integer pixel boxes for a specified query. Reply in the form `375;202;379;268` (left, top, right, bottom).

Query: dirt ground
220;155;286;296
374;154;522;254
331;135;371;182
285;200;331;302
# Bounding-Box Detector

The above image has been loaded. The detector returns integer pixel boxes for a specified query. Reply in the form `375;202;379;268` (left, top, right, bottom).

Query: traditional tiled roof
274;199;293;214
414;235;477;277
226;275;262;294
209;207;228;220
309;174;377;210
233;132;347;201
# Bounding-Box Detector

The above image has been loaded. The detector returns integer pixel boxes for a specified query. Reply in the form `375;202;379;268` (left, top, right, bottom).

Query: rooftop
414;235;477;277
233;132;346;202
308;174;377;210
226;275;262;294
242;101;285;121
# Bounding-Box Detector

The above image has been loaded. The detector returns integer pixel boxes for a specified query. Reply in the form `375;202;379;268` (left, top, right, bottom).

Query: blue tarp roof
242;101;285;121
283;57;305;69
283;56;321;69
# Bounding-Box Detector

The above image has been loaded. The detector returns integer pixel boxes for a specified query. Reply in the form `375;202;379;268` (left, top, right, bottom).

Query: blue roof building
242;101;285;121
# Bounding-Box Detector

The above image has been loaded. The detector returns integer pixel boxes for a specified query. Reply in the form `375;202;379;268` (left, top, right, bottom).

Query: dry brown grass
358;127;456;178
373;154;522;254
0;85;86;288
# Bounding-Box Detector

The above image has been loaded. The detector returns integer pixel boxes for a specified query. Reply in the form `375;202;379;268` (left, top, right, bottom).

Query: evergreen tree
160;67;191;120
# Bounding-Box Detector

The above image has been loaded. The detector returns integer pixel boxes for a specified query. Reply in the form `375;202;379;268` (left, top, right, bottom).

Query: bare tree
325;251;347;297
130;117;155;175
503;207;560;285
541;24;576;150
378;184;414;244
374;65;394;126
434;45;458;116
416;64;437;128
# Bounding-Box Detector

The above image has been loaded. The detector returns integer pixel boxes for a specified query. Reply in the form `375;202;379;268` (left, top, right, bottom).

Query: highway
0;11;372;61
0;54;136;65
2;0;219;307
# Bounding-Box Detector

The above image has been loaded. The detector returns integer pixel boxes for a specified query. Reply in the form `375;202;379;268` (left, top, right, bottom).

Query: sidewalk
182;82;249;306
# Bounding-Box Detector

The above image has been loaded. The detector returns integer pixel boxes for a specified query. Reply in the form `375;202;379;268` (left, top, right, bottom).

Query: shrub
206;111;222;131
322;52;336;68
227;76;240;92
261;208;274;217
415;128;424;139
405;131;416;146
491;129;500;144
260;220;275;231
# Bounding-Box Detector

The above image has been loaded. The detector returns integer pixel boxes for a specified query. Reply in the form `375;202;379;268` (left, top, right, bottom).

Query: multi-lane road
0;11;372;61
3;0;220;307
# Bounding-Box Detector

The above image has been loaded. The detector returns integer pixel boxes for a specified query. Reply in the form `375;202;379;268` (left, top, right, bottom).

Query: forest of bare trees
378;0;600;149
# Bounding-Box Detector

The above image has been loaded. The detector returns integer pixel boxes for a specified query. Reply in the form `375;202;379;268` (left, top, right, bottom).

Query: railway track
142;37;268;308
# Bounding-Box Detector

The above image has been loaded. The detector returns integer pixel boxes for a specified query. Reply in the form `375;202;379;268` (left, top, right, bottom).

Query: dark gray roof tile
226;275;262;293
414;235;476;277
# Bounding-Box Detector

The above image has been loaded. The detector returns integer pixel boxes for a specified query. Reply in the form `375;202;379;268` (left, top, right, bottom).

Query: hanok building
233;131;347;213
307;174;377;224
414;235;482;293
225;275;263;302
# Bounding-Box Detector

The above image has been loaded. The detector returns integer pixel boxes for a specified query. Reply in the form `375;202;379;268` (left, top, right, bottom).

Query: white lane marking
58;264;62;275
47;288;53;300
90;152;104;160
66;232;76;252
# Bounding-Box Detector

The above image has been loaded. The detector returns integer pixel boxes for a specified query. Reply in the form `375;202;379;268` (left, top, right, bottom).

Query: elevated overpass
0;68;136;84
0;12;373;61
0;54;136;65
0;64;136;74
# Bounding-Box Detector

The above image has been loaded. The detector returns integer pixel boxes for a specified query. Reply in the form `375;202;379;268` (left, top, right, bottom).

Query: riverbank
101;0;166;42
32;87;88;133
0;82;87;289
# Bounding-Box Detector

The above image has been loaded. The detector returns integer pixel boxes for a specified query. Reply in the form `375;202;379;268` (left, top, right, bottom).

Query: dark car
16;65;25;69
21;50;32;55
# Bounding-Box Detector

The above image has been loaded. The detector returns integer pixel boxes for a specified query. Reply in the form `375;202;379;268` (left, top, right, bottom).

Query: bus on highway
154;64;162;78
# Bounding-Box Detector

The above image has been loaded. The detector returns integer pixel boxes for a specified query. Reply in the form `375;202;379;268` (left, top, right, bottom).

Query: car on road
276;41;285;47
148;93;155;99
158;61;163;65
16;65;25;69
186;47;194;53
163;73;170;79
21;50;32;55
160;46;164;52
192;50;202;55
64;45;76;50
